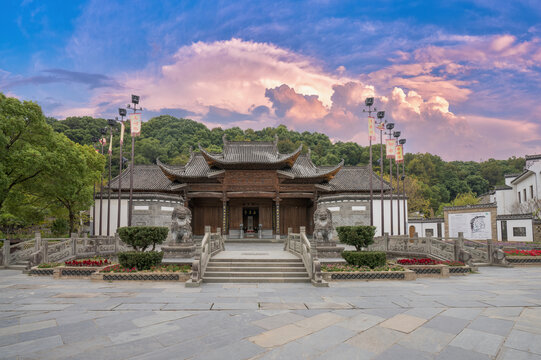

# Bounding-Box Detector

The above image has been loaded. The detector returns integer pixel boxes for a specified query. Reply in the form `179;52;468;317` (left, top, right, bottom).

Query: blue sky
1;0;541;160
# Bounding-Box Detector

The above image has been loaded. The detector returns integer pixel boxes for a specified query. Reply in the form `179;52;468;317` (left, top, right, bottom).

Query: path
1;266;541;359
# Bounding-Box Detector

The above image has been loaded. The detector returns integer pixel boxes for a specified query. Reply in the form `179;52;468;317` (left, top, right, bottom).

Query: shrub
341;251;386;268
51;218;68;236
118;251;163;270
336;226;376;251
117;226;168;251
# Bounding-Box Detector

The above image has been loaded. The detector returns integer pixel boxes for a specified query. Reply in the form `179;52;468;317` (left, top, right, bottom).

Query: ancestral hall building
92;137;406;238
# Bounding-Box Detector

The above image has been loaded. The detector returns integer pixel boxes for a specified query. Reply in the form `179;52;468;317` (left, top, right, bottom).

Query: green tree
36;135;104;233
0;94;57;226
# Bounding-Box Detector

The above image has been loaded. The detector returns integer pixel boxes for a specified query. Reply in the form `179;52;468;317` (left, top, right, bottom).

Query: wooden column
274;197;281;240
222;197;228;236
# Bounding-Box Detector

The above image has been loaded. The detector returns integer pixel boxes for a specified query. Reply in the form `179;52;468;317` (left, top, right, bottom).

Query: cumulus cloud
47;37;540;160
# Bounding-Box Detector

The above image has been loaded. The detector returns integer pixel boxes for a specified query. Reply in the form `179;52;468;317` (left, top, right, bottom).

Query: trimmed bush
118;251;164;270
336;226;376;251
342;251;386;269
117;226;168;251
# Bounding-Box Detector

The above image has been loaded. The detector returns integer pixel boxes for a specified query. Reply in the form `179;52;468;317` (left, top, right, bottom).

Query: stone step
204;271;308;278
210;258;302;263
207;261;304;267
203;276;310;283
206;266;307;272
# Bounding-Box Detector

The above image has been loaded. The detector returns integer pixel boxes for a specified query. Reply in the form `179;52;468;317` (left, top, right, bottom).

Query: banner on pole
395;144;404;163
129;113;142;137
120;122;125;145
386;139;396;158
376;121;385;131
99;137;107;146
108;133;113;154
368;117;376;141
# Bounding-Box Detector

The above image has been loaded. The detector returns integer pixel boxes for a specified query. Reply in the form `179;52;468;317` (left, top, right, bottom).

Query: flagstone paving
1;266;541;359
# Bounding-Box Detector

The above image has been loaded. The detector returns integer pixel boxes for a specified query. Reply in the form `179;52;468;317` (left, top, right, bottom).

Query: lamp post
91;136;99;236
98;127;107;236
106;119;116;237
393;130;401;235
117;108;127;231
399;138;407;235
363;97;376;226
127;95;142;226
376;111;386;235
385;122;395;235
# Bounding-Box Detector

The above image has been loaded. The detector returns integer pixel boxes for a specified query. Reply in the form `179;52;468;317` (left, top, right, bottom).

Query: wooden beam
279;192;315;198
187;192;223;198
226;191;276;198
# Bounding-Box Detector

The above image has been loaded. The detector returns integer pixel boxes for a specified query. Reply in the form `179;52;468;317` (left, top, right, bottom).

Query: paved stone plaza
1;264;541;359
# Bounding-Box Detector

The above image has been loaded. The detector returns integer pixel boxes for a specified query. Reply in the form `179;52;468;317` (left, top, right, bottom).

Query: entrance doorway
243;207;259;237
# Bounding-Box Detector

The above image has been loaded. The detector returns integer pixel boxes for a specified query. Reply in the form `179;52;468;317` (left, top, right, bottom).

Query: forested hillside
48;115;525;216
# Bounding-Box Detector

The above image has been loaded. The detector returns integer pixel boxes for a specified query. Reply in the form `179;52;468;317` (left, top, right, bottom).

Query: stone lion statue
170;205;192;243
313;205;334;243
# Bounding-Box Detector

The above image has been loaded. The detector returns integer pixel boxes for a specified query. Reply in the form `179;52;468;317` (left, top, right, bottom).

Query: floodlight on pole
106;119;116;237
384;123;395;235
98;128;107;236
362;97;378;227
127;96;143;227
400;138;407;235
91;136;99;236
117;108;127;232
393;130;401;235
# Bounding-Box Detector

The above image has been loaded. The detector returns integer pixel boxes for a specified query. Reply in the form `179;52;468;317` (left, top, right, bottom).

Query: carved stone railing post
114;233;119;253
3;240;9;266
454;232;464;262
35;232;41;252
486;239;494;264
42;240;48;264
285;228;293;251
384;232;389;251
71;233;77;257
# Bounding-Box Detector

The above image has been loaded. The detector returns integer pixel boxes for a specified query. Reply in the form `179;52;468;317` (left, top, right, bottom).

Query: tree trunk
68;210;75;235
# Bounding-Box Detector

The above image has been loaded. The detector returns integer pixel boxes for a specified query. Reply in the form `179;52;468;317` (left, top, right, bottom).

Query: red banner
129;113;142;137
395;144;404;163
386;139;396;159
368;117;376;141
99;137;107;146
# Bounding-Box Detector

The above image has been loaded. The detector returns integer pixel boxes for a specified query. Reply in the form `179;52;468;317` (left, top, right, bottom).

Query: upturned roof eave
198;144;303;169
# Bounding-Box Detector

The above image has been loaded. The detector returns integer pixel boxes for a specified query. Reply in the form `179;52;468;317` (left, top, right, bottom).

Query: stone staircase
203;257;310;283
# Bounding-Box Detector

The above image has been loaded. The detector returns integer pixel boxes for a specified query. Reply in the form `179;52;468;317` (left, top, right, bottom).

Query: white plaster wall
91;199;129;236
517;174;536;204
410;222;441;237
357;198;408;237
495;189;516;215
498;218;534;242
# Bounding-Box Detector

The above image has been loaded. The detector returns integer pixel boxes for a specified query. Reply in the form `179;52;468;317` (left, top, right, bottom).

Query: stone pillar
42;240;48;264
384;232;390;251
3;240;10;266
114;233;120;253
71;234;77;257
486;239;494;264
454;232;464;262
34;232;41;251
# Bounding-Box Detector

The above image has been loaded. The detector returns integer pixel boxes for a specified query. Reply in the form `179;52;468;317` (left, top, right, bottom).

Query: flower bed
504;249;541;257
321;263;415;281
64;258;110;267
397;258;465;266
322;263;405;272
91;263;192;282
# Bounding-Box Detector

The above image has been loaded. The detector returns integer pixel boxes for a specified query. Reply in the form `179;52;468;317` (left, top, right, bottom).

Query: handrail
190;226;225;286
286;227;325;286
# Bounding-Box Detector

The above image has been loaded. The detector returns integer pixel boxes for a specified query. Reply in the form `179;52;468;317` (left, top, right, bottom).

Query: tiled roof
494;185;512;190
278;154;343;181
107;165;180;192
326;166;391;192
510;170;534;184
525;154;541;160
199;142;302;169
